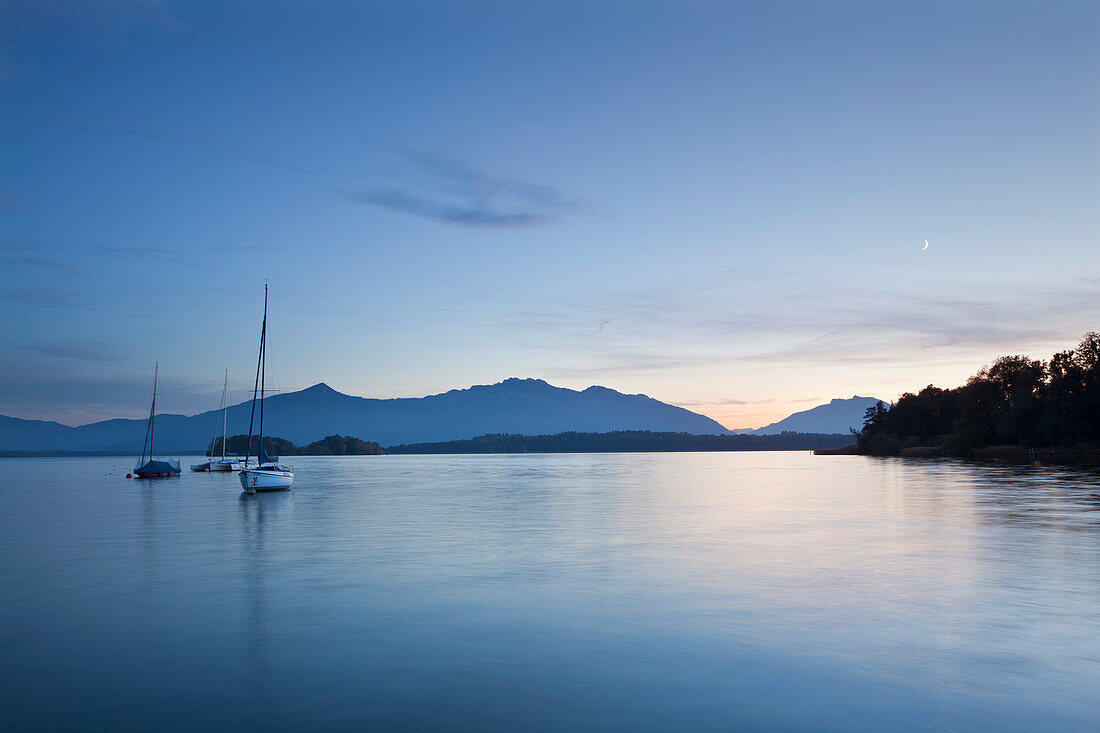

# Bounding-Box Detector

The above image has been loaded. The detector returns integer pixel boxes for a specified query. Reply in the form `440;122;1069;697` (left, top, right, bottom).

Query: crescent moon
922;240;929;251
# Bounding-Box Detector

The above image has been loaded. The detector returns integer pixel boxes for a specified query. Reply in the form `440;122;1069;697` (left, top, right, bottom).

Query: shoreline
815;444;1100;466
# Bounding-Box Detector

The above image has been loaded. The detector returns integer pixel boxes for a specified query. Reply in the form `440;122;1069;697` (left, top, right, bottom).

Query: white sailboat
191;370;245;472
239;285;294;493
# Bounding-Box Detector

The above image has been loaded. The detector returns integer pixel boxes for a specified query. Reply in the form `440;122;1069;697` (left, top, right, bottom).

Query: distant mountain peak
751;395;883;435
302;382;341;395
497;377;550;387
829;395;874;405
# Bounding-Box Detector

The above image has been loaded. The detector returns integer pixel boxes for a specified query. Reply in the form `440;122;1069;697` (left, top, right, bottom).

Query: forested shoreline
857;331;1100;456
212;434;383;456
386;430;851;454
1;431;850;457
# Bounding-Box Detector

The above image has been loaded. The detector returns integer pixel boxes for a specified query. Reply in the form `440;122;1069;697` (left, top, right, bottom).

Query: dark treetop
216;434;383;456
857;331;1100;455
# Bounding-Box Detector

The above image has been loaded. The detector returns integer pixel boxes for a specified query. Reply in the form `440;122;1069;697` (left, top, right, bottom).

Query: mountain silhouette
0;378;732;452
744;396;882;435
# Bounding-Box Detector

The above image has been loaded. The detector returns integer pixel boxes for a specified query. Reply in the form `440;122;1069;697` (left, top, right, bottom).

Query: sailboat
239;285;294;492
191;370;244;472
133;362;182;478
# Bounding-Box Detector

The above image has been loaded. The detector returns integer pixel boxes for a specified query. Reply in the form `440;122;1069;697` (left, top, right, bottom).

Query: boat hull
240;466;294;491
192;459;243;472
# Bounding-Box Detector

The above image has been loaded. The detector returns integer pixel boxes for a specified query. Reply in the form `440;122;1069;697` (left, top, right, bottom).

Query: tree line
386;430;852;454
211;434;383;456
858;331;1100;455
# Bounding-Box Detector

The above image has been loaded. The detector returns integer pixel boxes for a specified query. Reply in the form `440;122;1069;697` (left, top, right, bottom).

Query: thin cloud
347;188;558;226
0;256;88;273
222;244;285;253
0;288;82;308
472;270;1100;391
20;340;127;363
0;237;56;251
0;367;214;425
545;353;735;380
675;397;823;407
0;287;163;317
2;236;212;265
346;145;584;227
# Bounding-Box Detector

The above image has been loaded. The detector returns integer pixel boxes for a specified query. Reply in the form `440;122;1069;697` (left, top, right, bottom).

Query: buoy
126;473;132;479
204;468;210;472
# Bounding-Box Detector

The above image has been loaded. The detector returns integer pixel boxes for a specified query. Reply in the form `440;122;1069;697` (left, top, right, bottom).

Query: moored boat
192;458;244;472
239;285;294;493
133;363;181;478
191;370;246;472
240;463;294;491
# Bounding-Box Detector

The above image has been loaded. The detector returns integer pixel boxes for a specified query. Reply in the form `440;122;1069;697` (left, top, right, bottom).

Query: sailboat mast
258;285;268;449
221;369;228;459
150;362;158;458
245;292;265;462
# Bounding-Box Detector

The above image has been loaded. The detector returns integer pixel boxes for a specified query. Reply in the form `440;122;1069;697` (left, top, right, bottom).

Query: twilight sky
2;0;1098;428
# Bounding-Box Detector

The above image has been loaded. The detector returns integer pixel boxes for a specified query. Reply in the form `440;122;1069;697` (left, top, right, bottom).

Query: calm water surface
2;452;1099;730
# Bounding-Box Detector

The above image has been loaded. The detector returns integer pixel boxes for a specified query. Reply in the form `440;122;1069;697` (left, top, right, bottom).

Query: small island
216;434;383;456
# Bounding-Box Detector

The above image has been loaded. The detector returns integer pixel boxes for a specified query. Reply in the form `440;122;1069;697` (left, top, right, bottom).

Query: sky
2;0;1098;428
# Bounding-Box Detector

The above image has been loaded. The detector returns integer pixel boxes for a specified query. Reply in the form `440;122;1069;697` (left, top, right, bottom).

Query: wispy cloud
19;340;127;362
0;256;88;273
0;287;83;308
346;146;584;227
0;237;53;251
675;396;822;407
0;341;236;424
222;244;285;253
470;268;1100;391
346;189;559;226
1;236;197;266
0;366;213;425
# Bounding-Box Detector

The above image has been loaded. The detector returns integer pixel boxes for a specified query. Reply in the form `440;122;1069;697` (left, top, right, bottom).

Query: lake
1;452;1099;730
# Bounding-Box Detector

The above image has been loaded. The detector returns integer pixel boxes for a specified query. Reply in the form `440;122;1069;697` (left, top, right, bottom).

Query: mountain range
0;379;879;453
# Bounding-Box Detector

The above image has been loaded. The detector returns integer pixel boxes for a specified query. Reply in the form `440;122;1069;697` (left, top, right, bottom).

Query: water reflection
238;491;292;707
2;454;1100;730
958;461;1100;530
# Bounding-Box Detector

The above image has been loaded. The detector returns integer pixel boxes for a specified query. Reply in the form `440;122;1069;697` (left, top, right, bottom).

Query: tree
852;331;1100;454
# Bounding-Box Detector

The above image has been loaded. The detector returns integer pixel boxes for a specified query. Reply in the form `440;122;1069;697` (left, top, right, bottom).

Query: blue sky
2;0;1098;428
